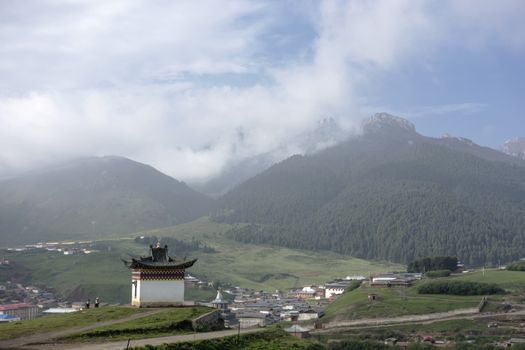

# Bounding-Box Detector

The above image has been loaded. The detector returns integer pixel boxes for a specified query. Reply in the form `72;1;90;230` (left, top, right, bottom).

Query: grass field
60;306;212;342
3;217;402;303
324;282;486;320
124;217;403;291
318;313;525;349
324;269;525;321
128;327;324;350
451;269;525;291
0;306;147;341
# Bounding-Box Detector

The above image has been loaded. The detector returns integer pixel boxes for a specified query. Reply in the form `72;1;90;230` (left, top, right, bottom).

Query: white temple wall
133;280;185;307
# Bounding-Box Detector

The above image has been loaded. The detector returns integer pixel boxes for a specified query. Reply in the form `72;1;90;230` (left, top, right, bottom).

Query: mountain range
0;156;212;245
1;113;524;267
215;113;525;265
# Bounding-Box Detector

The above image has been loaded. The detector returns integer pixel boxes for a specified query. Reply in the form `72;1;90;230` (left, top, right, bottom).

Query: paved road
19;328;266;350
0;309;166;350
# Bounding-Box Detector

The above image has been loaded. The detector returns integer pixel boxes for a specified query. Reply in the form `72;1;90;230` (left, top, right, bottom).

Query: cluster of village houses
0;242;97;323
0;282;58;323
0;271;423;326
1;239;422;327
6;241;97;255
196;272;424;330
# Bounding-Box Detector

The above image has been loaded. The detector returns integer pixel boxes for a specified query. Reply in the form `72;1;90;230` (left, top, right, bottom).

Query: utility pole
237;320;241;343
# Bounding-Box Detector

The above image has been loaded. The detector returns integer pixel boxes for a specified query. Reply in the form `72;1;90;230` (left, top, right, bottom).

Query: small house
285;324;310;339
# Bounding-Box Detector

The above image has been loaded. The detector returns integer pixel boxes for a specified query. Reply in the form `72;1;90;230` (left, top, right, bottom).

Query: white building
325;281;353;298
344;275;366;281
124;243;197;307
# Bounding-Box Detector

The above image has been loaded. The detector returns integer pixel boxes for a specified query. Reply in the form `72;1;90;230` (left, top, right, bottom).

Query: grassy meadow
128;327;324;350
3;217;402;303
0;306;147;340
324;268;525;321
124;217;402;291
60;306;212;342
450;269;525;291
318;314;525;350
324;283;484;320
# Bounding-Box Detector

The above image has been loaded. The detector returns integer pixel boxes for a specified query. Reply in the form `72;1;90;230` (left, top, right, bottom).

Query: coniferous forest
215;117;525;265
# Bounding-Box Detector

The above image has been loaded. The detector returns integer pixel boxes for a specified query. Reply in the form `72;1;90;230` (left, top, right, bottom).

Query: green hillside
61;306;212;342
129;328;323;350
324;283;483;321
3;218;401;303
216;114;525;265
0;156;213;246
325;269;525;321
0;306;146;341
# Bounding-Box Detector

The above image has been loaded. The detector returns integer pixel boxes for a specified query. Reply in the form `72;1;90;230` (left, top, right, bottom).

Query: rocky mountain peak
440;134;475;146
363;113;416;133
502;137;525;160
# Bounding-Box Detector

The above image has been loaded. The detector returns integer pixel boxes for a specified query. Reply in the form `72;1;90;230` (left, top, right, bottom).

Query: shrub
328;339;396;350
425;270;451;278
344;280;362;293
408;256;458;273
507;261;525;271
129;328;324;350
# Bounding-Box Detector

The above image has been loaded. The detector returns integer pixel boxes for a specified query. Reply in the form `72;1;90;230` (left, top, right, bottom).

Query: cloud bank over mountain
0;0;524;181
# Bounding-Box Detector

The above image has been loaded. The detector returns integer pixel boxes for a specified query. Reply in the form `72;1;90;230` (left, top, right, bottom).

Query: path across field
0;308;166;349
314;306;525;333
5;306;525;349
16;328;266;350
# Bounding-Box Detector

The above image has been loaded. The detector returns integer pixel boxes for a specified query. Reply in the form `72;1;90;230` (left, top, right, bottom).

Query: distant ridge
0;156;213;245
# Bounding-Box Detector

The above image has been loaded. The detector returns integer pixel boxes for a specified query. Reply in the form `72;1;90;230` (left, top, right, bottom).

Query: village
0;241;421;330
3;242;525;349
4;240;98;256
0;268;421;328
212;271;422;329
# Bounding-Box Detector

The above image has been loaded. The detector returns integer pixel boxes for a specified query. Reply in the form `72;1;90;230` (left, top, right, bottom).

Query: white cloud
0;0;523;181
367;103;488;120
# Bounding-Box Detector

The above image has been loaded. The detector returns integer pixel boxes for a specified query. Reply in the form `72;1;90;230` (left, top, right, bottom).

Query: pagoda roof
123;243;197;270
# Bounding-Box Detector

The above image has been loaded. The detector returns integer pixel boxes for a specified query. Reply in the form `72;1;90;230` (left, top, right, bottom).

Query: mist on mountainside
191;117;350;197
216;113;525;265
0;156;212;246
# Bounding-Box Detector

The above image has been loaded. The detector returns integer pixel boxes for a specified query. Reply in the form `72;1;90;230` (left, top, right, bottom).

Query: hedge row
417;281;504;295
507;261;525;271
425;270;451;278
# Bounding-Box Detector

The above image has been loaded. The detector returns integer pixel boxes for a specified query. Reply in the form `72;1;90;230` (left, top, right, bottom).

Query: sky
0;0;524;182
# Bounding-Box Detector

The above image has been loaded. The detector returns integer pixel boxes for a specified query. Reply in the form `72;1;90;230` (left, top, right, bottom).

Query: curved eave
127;258;198;270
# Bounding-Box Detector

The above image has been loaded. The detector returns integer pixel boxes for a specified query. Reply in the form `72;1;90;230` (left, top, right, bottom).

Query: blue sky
370;45;525;147
0;0;523;180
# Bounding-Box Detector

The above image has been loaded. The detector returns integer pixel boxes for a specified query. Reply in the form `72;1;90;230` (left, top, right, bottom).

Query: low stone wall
192;309;222;330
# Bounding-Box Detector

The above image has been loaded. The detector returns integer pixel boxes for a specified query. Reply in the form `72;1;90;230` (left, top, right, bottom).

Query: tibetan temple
123;243;197;307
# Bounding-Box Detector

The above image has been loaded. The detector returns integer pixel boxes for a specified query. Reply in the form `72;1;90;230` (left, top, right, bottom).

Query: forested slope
0;156;213;245
215;114;525;265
